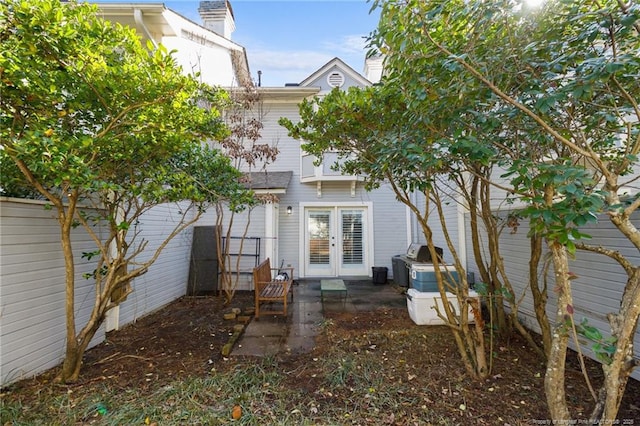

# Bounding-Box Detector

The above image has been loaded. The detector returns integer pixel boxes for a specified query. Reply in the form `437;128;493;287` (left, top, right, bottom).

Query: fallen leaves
231;404;242;420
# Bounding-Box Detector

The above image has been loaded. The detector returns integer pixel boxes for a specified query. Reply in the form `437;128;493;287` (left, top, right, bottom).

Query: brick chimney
198;1;235;39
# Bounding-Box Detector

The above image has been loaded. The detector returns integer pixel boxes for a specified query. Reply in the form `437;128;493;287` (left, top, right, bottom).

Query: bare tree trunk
229;208;253;303
386;177;488;380
586;186;640;422
57;201;79;383
530;232;552;359
215;206;237;305
468;176;506;329
590;268;640;423
57;258;131;382
55;200;203;383
544;241;572;421
479;179;507;330
467;173;542;355
59;314;104;382
431;189;489;380
469;296;488;375
468;178;491;287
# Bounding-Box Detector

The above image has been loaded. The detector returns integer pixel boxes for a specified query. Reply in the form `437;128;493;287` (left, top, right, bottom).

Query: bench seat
252;258;294;319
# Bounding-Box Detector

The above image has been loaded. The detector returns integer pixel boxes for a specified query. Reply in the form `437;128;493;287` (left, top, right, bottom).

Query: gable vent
327;71;345;88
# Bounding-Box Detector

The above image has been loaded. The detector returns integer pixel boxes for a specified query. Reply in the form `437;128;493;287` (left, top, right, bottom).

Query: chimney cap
198;1;234;19
198;0;235;39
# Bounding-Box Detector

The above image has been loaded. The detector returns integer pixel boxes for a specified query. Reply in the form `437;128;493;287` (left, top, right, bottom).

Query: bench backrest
253;258;272;284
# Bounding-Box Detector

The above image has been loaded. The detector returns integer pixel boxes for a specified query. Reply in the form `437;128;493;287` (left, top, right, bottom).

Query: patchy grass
1;297;639;425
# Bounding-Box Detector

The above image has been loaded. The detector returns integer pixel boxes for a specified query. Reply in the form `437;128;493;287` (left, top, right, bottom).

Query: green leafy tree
281;85;491;380
0;0;248;383
371;0;640;422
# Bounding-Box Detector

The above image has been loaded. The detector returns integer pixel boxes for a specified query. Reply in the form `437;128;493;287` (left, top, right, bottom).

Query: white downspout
457;199;467;270
457;174;469;274
405;202;412;246
264;203;277;266
134;9;158;50
408;190;420;244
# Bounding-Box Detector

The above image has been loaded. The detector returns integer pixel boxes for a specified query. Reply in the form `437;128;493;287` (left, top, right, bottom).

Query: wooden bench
252;258;294;319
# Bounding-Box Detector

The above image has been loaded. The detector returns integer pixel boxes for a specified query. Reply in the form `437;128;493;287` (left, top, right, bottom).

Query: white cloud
321;34;369;56
241;35;371;86
245;48;334;86
249;48;333;71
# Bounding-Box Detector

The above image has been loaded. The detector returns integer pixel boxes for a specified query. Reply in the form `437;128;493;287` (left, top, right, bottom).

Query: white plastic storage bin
410;264;460;292
406;288;478;325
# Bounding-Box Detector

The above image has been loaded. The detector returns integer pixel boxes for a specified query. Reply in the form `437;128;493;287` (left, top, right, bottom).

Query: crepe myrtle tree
371;0;640;422
215;87;279;305
0;0;250;383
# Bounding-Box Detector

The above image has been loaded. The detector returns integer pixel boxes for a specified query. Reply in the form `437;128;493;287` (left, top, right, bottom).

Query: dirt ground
4;292;640;424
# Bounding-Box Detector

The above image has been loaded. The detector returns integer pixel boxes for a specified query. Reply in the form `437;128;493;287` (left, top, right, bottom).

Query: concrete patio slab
231;279;406;358
242;319;288;337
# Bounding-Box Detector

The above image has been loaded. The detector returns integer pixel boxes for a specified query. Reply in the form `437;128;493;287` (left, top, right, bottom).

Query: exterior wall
210;92;411;279
116;202;195;327
464;209;640;381
368;182;413;272
301;59;371;92
283;184;409;278
0;198;105;385
303;67;367;92
198;205;267;290
410;190;462;265
0;199;197;386
95;5;248;89
258;101;410;278
161;36;237;87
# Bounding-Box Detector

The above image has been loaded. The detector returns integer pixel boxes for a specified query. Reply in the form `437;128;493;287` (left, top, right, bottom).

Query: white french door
304;206;369;277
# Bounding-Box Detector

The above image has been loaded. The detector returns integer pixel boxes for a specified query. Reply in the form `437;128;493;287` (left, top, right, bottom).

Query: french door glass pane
308;211;330;265
341;210;363;264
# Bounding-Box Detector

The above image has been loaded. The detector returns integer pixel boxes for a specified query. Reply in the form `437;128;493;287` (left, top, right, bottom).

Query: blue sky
95;1;381;87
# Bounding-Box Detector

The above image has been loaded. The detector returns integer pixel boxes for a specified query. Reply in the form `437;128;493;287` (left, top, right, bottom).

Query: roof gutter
134;8;158;50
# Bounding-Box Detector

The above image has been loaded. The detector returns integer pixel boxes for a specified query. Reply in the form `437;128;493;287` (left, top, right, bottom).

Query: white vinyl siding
0;199;105;385
410;190;462;266
197;204;267;290
117;202;195;327
464;209;640;381
0;199;197;386
226;99;411;278
263;103;410;278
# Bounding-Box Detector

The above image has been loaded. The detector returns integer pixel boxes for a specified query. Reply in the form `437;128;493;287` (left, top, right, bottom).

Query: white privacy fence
0;198;193;386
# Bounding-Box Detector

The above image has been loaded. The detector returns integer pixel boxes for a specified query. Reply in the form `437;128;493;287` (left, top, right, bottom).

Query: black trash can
372;266;388;285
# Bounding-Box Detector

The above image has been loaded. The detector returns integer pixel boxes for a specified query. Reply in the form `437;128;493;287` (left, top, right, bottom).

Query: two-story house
96;1;251;87
198;56;422;288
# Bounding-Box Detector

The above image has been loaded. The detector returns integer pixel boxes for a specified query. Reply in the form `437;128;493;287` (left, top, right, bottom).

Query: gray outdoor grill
391;243;443;287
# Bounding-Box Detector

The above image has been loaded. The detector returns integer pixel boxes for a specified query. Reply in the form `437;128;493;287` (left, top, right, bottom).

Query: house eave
253;188;287;195
255;87;321;102
300;57;372;88
300;176;363;183
95;3;252;87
